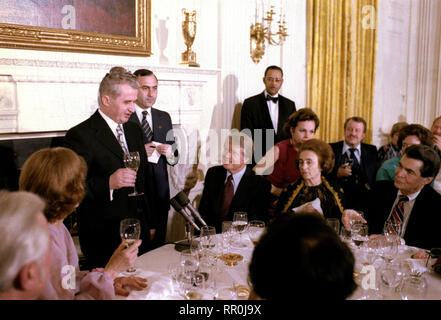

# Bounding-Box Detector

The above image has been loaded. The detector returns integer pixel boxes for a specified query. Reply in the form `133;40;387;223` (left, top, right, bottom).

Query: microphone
170;197;200;231
175;191;207;227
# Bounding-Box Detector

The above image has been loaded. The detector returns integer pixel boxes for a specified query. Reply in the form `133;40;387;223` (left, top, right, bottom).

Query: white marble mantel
0;56;220;140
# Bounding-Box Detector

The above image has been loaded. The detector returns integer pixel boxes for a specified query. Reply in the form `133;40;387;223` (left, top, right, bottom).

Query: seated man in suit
198;132;271;232
344;144;441;250
329;116;379;210
240;65;296;165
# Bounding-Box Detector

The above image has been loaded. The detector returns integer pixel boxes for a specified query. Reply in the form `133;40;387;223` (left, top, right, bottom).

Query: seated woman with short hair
274;139;345;221
19;147;147;299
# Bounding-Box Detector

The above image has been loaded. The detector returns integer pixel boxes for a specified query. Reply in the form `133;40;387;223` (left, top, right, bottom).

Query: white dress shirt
264;90;279;134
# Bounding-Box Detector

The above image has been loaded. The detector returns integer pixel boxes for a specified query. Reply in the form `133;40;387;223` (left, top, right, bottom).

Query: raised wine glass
123;151;144;197
119;218;141;273
232;212;248;248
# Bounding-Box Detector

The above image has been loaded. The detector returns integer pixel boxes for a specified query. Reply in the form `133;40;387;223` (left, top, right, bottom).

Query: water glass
200;226;216;249
248;220;265;245
401;275;427;300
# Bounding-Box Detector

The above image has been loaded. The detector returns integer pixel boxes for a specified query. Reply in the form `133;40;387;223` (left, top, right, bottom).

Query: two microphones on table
169;191;207;232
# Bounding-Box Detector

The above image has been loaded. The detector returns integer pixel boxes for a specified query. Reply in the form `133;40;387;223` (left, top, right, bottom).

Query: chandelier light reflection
250;1;288;64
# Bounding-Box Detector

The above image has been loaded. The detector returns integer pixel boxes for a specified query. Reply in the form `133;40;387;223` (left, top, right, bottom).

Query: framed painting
0;0;151;56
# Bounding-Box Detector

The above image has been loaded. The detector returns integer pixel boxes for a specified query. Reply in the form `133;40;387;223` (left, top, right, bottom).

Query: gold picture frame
0;0;151;57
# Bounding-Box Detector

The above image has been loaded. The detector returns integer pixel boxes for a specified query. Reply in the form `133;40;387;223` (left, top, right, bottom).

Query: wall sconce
250;2;288;64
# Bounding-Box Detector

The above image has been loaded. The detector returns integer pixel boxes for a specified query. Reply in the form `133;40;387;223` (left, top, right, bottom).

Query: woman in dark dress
275;139;345;221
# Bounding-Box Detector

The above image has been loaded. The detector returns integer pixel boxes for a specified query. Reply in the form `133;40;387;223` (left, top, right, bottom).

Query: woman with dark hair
274;139;345;220
19;147;147;299
377;121;408;165
254;108;319;196
376;124;433;182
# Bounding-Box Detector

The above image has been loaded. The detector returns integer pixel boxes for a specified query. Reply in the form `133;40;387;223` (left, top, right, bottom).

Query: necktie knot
398;195;409;203
349;148;357;156
266;95;278;103
142;110;148;119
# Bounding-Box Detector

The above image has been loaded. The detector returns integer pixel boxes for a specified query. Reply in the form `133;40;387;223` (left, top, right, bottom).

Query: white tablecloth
117;235;254;300
117;235;441;300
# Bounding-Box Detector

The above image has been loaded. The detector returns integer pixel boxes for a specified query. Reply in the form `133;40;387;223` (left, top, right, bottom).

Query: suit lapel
151;108;159;141
91;111;124;159
277;96;290;135
259;92;274;130
230;167;253;208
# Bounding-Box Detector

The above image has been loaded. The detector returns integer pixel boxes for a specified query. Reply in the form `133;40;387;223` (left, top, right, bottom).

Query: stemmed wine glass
123;152;144;197
232;212;248;248
119;218;141;273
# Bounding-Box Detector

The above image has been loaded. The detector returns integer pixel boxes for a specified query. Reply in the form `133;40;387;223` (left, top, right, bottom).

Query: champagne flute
248;220;265;245
123;152;144;197
232;212;248;248
119;218;141;273
221;221;233;253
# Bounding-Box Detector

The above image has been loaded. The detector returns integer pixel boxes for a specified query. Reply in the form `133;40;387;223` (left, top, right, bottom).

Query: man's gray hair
98;66;140;107
0;191;49;291
224;130;254;164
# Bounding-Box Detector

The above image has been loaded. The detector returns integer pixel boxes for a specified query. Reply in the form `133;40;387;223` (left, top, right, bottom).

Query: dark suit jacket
198;166;271;233
129;108;178;210
364;181;441;250
329;141;379;209
64;110;156;267
240;91;296;163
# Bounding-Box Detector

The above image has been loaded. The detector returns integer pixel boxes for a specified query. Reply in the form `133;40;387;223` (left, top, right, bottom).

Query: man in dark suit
64;67;156;268
240;65;296;164
129;69;178;248
198;132;271;233
357;144;441;250
329;116;379;210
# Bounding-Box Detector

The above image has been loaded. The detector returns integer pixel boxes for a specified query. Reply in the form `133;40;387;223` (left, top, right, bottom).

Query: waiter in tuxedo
64;67;156;268
129;69;178;248
329;116;379;210
198;132;271;232
240;65;296;164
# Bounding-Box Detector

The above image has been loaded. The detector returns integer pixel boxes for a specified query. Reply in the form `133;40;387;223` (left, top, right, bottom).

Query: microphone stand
174;222;198;252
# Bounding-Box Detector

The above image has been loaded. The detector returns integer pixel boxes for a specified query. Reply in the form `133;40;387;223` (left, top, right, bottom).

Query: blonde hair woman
19;147;147;299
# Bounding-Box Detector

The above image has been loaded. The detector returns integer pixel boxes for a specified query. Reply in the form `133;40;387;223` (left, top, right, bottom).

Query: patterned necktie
116;124;129;155
349;148;360;169
141;110;153;142
220;175;234;219
388;195;409;233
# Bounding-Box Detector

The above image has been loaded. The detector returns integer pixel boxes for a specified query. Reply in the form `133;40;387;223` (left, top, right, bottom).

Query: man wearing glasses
240;65;296;165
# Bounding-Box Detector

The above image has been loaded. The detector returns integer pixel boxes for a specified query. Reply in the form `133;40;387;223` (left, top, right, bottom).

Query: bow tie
266;95;278;103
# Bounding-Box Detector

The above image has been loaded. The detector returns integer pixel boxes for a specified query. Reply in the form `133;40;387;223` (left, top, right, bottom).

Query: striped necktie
388;195;408;233
116;124;129;155
142;110;153;142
